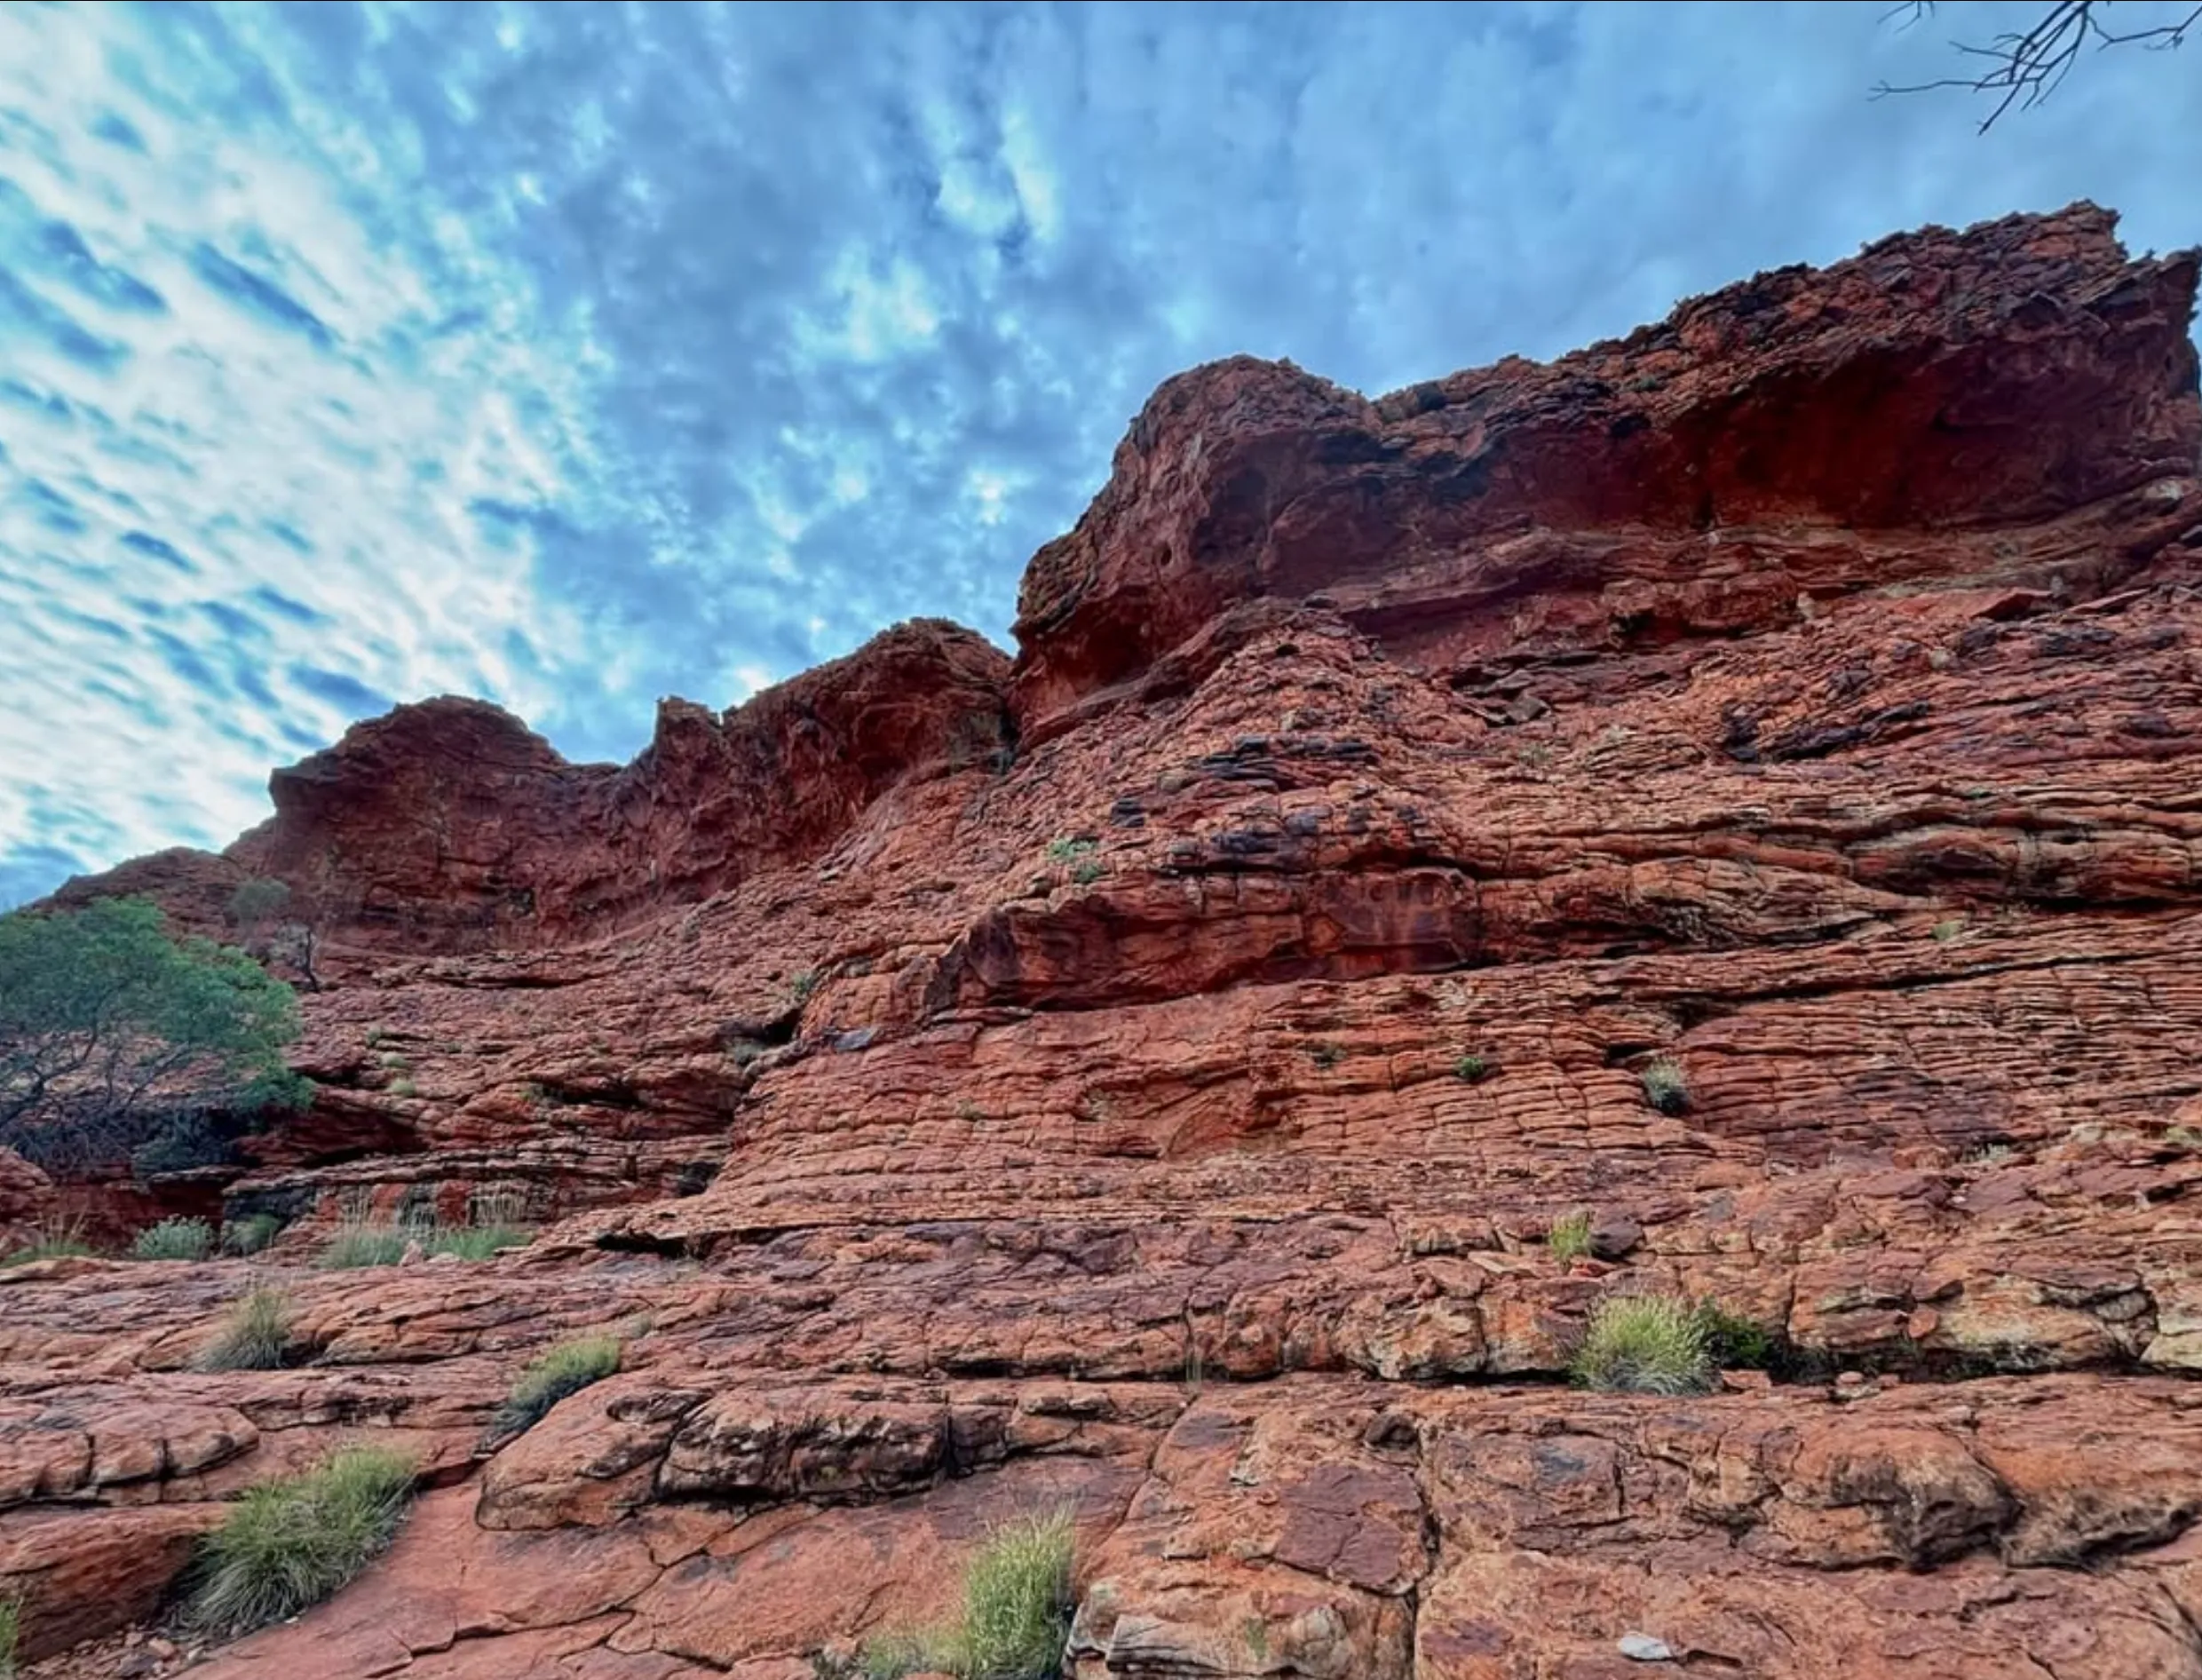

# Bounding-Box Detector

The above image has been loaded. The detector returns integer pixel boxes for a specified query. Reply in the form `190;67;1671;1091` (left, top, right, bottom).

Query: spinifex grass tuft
188;1446;416;1636
194;1288;296;1372
1571;1294;1714;1395
486;1335;622;1443
855;1507;1077;1678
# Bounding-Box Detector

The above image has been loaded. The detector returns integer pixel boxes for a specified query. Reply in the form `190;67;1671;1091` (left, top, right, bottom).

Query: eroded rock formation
9;202;2202;1679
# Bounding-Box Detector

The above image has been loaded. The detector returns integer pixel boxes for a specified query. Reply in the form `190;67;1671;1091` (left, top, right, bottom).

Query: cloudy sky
2;0;2197;907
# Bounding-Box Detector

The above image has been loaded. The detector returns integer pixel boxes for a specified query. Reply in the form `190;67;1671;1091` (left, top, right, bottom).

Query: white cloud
0;0;614;897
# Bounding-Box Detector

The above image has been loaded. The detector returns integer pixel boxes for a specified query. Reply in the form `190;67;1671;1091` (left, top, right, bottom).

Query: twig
1873;1;2201;131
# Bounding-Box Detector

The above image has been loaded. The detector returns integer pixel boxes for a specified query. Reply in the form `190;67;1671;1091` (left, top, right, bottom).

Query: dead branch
1873;1;2201;131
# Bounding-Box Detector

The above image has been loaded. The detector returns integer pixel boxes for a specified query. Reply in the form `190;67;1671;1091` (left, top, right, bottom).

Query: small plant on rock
319;1221;415;1269
1454;1051;1491;1084
851;1629;939;1680
195;1288;296;1372
487;1335;622;1443
1;1591;20;1679
1;1217;99;1267
223;1211;286;1256
321;1191;533;1269
1640;1058;1690;1115
131;1216;214;1261
1692;1301;1775;1371
852;1507;1077;1680
1547;1210;1595;1264
442;1188;533;1259
1572;1293;1715;1395
1309;1042;1345;1069
188;1446;416;1635
956;1508;1077;1676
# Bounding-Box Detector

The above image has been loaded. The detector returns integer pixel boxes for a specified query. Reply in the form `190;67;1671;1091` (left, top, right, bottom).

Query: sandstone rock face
51;619;1010;967
0;1147;54;1247
14;202;2202;1679
1009;202;2199;734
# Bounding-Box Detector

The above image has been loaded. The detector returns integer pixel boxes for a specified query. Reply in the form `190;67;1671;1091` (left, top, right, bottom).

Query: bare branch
1873;1;2201;131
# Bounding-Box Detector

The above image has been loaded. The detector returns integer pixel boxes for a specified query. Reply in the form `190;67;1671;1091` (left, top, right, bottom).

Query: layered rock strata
9;202;2202;1679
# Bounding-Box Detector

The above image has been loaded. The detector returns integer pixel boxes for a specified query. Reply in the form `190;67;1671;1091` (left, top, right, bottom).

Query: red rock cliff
11;202;2202;1680
1010;202;2198;733
53;618;1010;963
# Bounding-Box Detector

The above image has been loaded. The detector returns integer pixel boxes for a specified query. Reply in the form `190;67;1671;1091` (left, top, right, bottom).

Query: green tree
0;899;306;1169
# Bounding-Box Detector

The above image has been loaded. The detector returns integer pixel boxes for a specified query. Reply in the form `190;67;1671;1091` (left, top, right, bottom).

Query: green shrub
1640;1058;1690;1115
488;1335;622;1441
223;1212;286;1256
1453;1052;1491;1084
195;1288;296;1372
188;1446;416;1635
1571;1294;1714;1395
1693;1302;1774;1370
131;1216;214;1261
1069;858;1105;885
851;1508;1076;1680
1044;836;1095;866
1;1590;19;1679
1546;1210;1594;1264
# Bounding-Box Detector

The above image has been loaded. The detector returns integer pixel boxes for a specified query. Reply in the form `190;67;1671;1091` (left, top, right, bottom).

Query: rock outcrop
10;202;2202;1679
50;620;1011;965
0;1147;53;1248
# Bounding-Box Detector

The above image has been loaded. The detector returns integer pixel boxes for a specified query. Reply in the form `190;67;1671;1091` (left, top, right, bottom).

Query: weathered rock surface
1009;202;2199;734
0;1146;54;1246
49;619;1011;967
12;202;2202;1677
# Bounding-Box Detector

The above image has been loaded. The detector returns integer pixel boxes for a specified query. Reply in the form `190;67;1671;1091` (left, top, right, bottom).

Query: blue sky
2;0;2198;908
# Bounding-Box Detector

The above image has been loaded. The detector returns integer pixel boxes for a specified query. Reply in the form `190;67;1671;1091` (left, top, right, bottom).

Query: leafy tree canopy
0;898;306;1162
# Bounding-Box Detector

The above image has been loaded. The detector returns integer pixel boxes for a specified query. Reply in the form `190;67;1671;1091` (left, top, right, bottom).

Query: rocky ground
5;201;2202;1677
